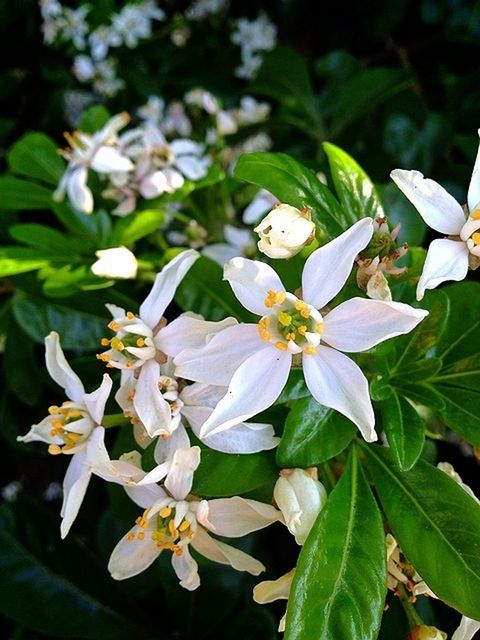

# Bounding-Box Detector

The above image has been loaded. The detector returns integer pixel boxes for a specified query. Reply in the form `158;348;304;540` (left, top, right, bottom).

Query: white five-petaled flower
108;448;281;589
54;113;134;214
174;218;428;442
391;140;480;300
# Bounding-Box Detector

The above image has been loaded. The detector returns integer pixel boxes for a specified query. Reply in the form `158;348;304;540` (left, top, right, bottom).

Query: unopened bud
407;625;447;640
91;247;138;279
254;204;315;259
274;467;327;545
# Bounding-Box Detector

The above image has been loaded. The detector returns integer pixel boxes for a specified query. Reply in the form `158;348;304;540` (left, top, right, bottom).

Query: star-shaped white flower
391;139;480;300
175;218;428;442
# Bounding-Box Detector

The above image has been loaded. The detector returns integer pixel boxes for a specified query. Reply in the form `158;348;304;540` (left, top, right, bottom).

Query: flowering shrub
2;2;480;640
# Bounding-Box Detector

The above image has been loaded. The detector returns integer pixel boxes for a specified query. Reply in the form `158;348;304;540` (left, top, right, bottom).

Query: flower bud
274;468;327;545
91;247;138;279
254;204;315;259
407;625;447;640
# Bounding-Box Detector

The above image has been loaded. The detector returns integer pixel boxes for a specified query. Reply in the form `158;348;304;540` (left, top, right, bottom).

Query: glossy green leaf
4;316;42;405
437;282;480;366
377;182;427;246
395;383;446;411
275;368;309;403
0;177;53;210
277;396;356;467
10;223;90;255
436;385;480;446
433;353;480;391
392;357;443;383
323;142;384;221
7;132;64;185
363;444;480;618
285;450;386;640
78;105;111;133
381;390;425;470
110;209;166;245
234;152;347;237
0;246;51;276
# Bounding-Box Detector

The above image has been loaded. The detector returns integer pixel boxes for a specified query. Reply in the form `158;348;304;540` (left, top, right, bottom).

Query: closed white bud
274;467;327;545
408;626;447;640
254;204;315;259
91;246;138;279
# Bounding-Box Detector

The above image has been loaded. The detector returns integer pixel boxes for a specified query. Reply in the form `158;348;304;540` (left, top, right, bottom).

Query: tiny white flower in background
137;96;165;125
391;134;480;300
92;59;125;98
253;568;295;632
162;101;192;138
255;204;315;259
175;218;427;442
232;14;277;80
73;55;96;82
108;448;281;589
203;224;255;266
91;246;138;279
185;0;229;21
234;96;270;125
216;110;238;136
274;468;327;545
61;6;89;49
1;481;22;502
88;25;122;61
54;112;133;214
243;189;279;224
184;88;219;115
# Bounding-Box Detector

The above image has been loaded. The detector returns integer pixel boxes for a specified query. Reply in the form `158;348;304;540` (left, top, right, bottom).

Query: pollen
294;301;307;311
300;309;310;319
179;520;190;532
168;520;179;538
285;332;296;341
159;507;172;518
137;531;145;540
101;338;110;346
298;325;307;336
472;232;480;245
126;311;135;319
316;323;324;334
48;444;62;455
471;209;480;220
264;290;286;308
275;341;288;351
110;337;125;351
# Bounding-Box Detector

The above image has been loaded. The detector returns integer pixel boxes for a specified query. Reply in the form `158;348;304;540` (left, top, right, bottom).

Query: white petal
67;167;94;214
139;250;199;327
108;522;160;580
175;155;208;180
124;483;167;509
224;257;285;316
170;139;203;155
164;446;201;501
302;218;374;309
171;546;200;591
155;315;237;358
199;345;291;437
17;415;60;445
134;360;172;438
303;346;376;442
468;136;480;211
191;527;265;575
417;238;469;301
202;243;239;266
91;146;134;173
60;451;92;538
390;169;465;234
253;569;295;603
180;382;225;408
153;423;190;465
452;616;480;640
322;298;428;352
224;225;253;251
243;190;278;224
91;247;137;279
45;332;84;402
82;374;112;424
174;324;262;386
205;497;281;537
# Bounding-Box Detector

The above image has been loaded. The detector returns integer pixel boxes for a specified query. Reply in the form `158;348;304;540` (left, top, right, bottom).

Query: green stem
398;584;424;629
102;413;129;428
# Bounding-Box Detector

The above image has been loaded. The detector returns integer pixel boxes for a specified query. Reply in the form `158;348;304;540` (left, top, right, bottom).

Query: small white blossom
243;189;279;224
186;0;229;21
203;224;255;266
255;204;315;259
91;247;138;280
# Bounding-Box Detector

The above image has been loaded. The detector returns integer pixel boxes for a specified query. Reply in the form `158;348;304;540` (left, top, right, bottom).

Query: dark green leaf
433;353;480;391
363;444;480;618
4;315;42;405
0;177;53;210
275;368;309;404
285;450;386;640
396;383;446;411
10;223;91;255
392;357;443;383
437;282;480;365
7;132;64;185
381;390;425;470
78;105;111;133
277;396;356;467
436;385;480;446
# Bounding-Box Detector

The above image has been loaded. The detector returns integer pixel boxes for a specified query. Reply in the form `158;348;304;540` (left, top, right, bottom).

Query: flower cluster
231;13;277;79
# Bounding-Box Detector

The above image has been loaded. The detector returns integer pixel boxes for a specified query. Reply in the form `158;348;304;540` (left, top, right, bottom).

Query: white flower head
391;135;480;299
254;204;315;259
91;246;138;279
175;218;428;442
273;467;327;545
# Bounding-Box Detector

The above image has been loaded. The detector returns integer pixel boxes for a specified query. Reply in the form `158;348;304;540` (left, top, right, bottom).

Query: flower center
258;290;323;355
97;311;155;369
47;402;91;454
128;503;196;556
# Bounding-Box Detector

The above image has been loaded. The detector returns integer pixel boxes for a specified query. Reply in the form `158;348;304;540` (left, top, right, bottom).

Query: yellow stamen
179;520;190;532
107;321;121;332
264;290;286;308
304;346;317;355
126;311;135;319
159;507;172;518
136;338;145;347
127;532;135;541
65;432;82;443
275;341;288;351
294;300;307;311
286;332;296;341
298;325;307;336
101;338;110;346
48;405;59;415
300;309;310;319
472;232;480;245
48;444;62;455
135;516;147;528
471;209;480;220
110;337;125;351
137;531;145;540
168;520;179;539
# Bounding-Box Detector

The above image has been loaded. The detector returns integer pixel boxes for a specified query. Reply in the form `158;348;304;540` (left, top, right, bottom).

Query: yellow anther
126;311;135;319
472;232;480;245
294;300;307;311
131;417;139;425
97;353;110;362
300;309;310;319
65;432;82;443
298;325;307;336
137;531;145;540
48;444;62;455
135;516;147;528
278;312;292;327
159;507;172;518
275;341;288;351
51;420;63;430
286;332;296;341
110;337;125;351
316;323;324;334
101;338;110;346
107;321;121;332
48;405;59;415
471;209;480;220
264;290;286;308
304;346;317;355
127;532;135;541
179;520;190;532
168;520;179;539
136;338;145;347
67;410;82;418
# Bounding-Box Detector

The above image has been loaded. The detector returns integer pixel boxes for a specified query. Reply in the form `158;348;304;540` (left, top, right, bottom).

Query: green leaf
4;315;42;405
363;444;480;618
0;177;53;210
323;142;384;221
437;282;480;366
10;223;91;255
285;450;386;640
0;247;51;276
395;383;446;411
392;357;443;383
377;182;427;246
433;353;480;390
110;209;166;245
275;368;309;404
52;201;111;247
381;390;425;470
78;105;111;133
7;132;64;185
234;152;348;238
175;256;254;322
436;385;480;446
277;397;356;467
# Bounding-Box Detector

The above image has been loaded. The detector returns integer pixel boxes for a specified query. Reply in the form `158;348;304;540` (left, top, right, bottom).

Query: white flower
174;218;428;442
216;110;238;135
253;569;295;632
162;101;192;138
88;25;122;61
54;112;133;214
112;2;164;49
235;96;270;125
137;96;165;125
232;14;277;79
255;204;315;259
273;468;327;545
203;224;255;266
243;189;279;224
72;55;96;82
60;6;89;50
92;59;125;97
391;139;480;300
186;0;229;21
184;88;219;115
91;246;138;279
108;448;281;589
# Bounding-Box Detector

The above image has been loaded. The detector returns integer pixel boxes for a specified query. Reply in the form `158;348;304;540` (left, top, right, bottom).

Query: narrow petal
468;136;480;211
17;415;60;445
60;452;91;538
45;331;85;402
164;446;201;501
452;616;480;640
202;243;239;266
224;257;285;316
322;298;428;352
302;218;374;309
199;346;291;437
91;146;134;173
191;527;265;575
82;374;112;424
154;424;190;465
67;167;94;214
417;238;469;301
139;250;199;328
134;360;172;438
155;315;237;358
124;483;167;509
174;324;262;386
108;523;160;580
390;169;465;234
206;497;281;537
175;155;208;181
253;569;295;604
180;382;225;408
171;547;200;590
303;346;376;442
